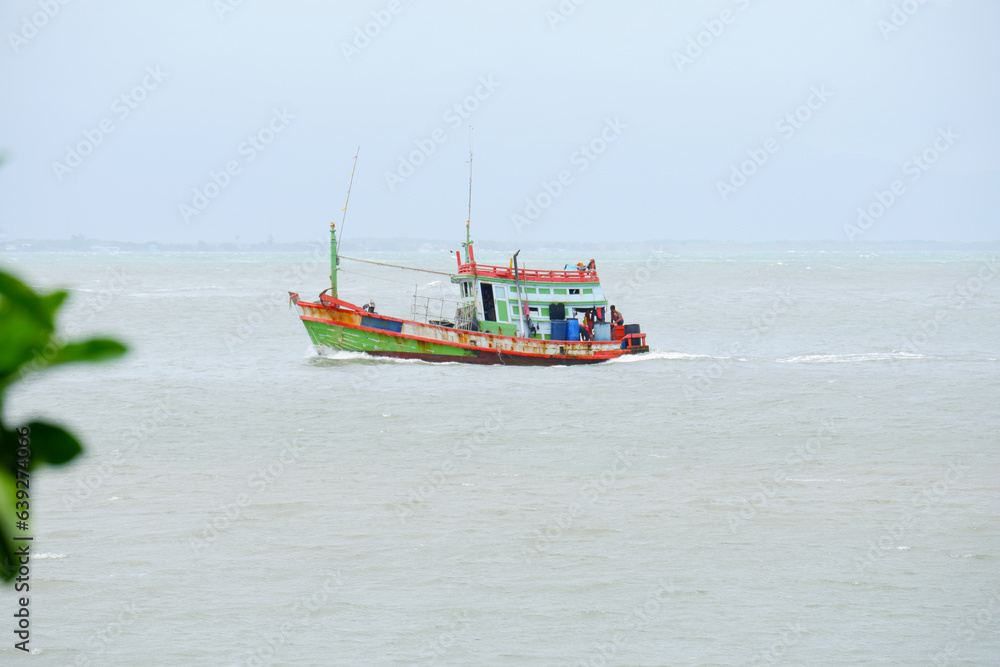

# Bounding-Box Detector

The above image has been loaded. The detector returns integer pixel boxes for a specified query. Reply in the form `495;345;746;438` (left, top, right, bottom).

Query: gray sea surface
2;248;998;666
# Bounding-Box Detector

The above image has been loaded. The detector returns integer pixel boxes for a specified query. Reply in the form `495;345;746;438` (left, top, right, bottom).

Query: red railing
456;263;599;283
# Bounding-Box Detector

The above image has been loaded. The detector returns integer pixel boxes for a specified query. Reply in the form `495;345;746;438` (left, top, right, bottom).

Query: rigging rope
338;254;455;276
338;268;420;287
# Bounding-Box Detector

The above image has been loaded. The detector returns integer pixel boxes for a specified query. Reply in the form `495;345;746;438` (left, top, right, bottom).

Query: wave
305;348;455;365
775;352;925;364
307;348;373;362
606;350;733;364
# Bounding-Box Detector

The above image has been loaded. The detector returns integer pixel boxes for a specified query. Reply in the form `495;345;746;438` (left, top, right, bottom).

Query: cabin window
511;305;519;315
494;285;505;298
541;307;549;317
529;307;539;314
526;287;536;294
554;288;567;295
583;288;593;294
569;288;580;295
538;288;550;295
480;282;496;321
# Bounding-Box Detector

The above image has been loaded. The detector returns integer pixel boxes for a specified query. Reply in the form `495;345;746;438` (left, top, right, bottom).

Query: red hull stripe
366;349;608;365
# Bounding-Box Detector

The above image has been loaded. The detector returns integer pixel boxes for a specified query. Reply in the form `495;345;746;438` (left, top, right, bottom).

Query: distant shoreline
2;237;998;254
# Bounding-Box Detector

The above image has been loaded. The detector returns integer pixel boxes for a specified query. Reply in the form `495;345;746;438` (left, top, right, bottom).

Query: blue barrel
550;320;568;341
566;319;580;341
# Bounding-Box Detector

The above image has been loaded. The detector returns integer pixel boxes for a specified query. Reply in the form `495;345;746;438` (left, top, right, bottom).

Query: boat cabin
451;259;612;341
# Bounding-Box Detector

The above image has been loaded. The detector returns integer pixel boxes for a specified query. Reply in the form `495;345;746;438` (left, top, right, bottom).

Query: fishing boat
289;152;649;365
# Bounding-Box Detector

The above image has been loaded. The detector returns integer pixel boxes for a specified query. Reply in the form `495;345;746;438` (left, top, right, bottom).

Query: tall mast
329;222;338;300
513;249;531;338
331;147;360;300
462;128;474;264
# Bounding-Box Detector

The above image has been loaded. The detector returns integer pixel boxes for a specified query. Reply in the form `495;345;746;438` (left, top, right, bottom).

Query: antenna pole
467;127;473;227
462;128;474;264
331;147;360;300
341;146;360;236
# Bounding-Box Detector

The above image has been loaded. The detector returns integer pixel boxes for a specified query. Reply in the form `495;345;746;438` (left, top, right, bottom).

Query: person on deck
611;305;624;326
581;310;594;341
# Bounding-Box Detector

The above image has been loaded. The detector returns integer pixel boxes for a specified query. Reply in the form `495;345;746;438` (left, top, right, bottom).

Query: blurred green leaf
50;338;128;366
0;273;60;381
0;268;128;581
0;310;48;379
40;290;68;317
0;272;56;326
0;467;18;581
24;422;83;467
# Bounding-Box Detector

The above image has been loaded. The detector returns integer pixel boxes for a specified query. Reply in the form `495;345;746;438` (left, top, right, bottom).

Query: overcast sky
1;0;997;244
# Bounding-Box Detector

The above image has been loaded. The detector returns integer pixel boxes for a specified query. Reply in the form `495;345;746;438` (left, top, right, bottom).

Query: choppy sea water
2;248;998;666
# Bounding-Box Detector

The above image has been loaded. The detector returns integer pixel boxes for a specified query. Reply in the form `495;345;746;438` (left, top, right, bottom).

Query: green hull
303;319;473;360
300;314;622;366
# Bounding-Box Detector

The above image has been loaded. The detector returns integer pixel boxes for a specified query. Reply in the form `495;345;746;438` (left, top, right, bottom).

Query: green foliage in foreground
0;270;127;580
